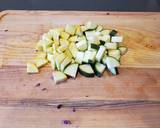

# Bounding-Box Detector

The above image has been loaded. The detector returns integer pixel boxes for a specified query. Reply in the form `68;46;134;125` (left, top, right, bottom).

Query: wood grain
0;104;159;128
0;10;160;128
0;10;160;68
0;66;160;101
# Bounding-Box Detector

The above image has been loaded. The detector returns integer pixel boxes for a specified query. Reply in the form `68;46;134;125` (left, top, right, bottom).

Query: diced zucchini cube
52;71;67;84
69;42;78;58
99;35;110;42
96;25;103;32
65;24;76;35
36;52;47;59
96;45;106;62
111;36;123;43
108;49;121;60
55;53;66;70
75;51;85;64
64;49;73;59
76;40;88;51
104;42;117;50
101;29;110;35
47;53;54;62
27;62;39;73
85;21;97;30
60;57;72;71
83;51;92;63
35;58;48;68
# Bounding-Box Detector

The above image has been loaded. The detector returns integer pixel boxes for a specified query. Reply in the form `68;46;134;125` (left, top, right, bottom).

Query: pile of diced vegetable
27;22;127;84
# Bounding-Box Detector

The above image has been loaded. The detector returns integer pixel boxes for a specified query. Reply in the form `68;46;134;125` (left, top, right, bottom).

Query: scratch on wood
0;99;159;109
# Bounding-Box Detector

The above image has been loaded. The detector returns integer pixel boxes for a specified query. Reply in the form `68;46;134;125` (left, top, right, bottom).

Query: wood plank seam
0;99;160;108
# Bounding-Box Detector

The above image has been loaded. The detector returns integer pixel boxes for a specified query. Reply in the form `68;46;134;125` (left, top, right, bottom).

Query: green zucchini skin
79;64;95;78
91;44;100;50
109;30;118;36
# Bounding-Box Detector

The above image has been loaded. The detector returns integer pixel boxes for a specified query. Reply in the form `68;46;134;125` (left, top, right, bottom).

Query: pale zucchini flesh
103;56;120;68
96;45;106;62
64;63;79;78
27;63;39;73
108;49;121;60
60;57;72;71
52;71;67;84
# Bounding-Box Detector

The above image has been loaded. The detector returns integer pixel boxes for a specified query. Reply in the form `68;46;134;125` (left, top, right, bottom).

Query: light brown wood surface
0;11;160;68
0;10;160;128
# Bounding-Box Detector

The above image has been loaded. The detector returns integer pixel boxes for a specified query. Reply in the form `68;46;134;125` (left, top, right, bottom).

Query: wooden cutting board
0;10;160;128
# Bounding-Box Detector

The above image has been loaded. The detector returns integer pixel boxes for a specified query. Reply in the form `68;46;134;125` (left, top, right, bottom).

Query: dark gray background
0;0;160;11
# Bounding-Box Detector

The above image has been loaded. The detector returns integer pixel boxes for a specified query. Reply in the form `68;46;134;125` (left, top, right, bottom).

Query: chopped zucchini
94;62;106;77
96;25;103;32
85;31;100;42
64;63;79;78
81;25;88;32
47;53;54;62
108;49;121;60
60;31;70;40
69;42;78;58
77;36;86;42
109;30;117;36
104;42;117;50
52;71;67;84
57;45;68;53
35;58;48;68
99;40;105;45
102;56;120;68
29;22;127;82
99;35;110;42
101;29;110;35
79;64;94;77
36;52;47;59
46;47;53;54
64;49;73;59
111;36;123;43
76;40;87;51
87;43;98;51
60;39;69;46
60;57;72;71
42;33;53;42
65;24;76;35
49;28;64;41
27;62;39;73
55;53;66;70
52;43;58;51
88;51;97;63
50;58;56;70
68;35;77;42
83;51;92;63
71;59;75;64
40;40;53;48
75;25;83;36
85;21;97;30
75;51;85;64
90;43;100;50
107;67;119;75
96;45;106;62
